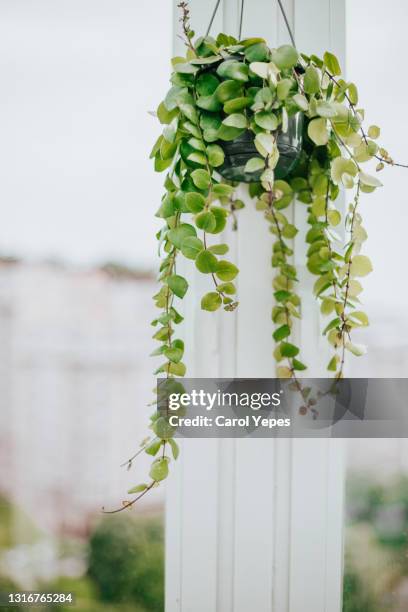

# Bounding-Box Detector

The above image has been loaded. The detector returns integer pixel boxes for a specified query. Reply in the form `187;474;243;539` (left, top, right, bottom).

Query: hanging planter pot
217;114;304;183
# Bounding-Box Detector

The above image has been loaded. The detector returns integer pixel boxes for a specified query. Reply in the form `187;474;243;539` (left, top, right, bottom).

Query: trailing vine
105;3;407;511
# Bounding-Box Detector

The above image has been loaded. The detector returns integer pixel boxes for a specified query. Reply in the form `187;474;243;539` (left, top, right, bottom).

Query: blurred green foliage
88;514;164;611
343;475;408;611
0;497;164;612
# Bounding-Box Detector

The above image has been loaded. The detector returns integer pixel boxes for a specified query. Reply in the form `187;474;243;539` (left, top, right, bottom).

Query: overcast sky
0;0;171;268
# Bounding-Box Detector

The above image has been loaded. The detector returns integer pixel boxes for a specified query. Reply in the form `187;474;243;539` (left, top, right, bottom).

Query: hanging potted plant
105;0;407;511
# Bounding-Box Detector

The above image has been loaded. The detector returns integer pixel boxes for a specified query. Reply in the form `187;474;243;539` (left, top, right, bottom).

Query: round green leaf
195;250;219;273
181;236;204;260
271;45;299;70
191;169;211;190
150;457;169;482
167;274;189;298
201;292;222;312
167;224;196;249
308;118;329;146
254;111;278;131
224;97;252;114
222;113;247;129
303;65;320;94
195;211;217;232
215;80;242;102
207;144;225;167
216;260;239;281
185;192;206;213
350;255;373;277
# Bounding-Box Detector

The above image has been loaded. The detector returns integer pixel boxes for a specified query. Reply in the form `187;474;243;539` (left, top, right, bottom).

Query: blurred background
0;0;407;610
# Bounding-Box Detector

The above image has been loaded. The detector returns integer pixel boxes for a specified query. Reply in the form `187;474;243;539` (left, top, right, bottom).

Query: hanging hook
206;0;295;47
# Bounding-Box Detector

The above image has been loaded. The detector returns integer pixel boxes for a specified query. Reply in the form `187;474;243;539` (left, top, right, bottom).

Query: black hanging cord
277;0;296;46
206;0;222;37
238;0;245;40
206;0;295;46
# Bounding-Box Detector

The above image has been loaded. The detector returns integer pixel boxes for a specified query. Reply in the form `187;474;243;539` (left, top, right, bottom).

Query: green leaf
196;250;219;274
209;243;229;255
348;83;358;105
292;358;307;371
157;102;178;125
217;60;249;82
273;324;291;342
245;42;269;62
217;282;236;294
254;111;278;131
282;223;298;238
187;152;207;166
190;55;222;65
277;366;292;378
303;65;320;94
327;210;341;226
149;457;170;482
249;61;270;79
224;97;252;114
201;292;222;312
345;342;367;356
292;93;309;111
196;73;220;96
213;184;234;198
271;45;299;70
217;125;245;142
322;317;341;335
280;342;299;358
196;94;223;112
308;118;329;146
274;290;291;302
215;79;242;102
179;103;198;123
180;236;204;260
277;78;293;100
324;51;341;76
222;113;247;129
245;157;265;173
331;156;357;184
316;100;337;118
191;169;211;190
128;483;148;494
185;192;206;213
327;356;339;372
207;144;225;167
216;260;239;281
167;274;189;298
368;125;380;139
195;211;217;232
164;345;184;363
255;132;276;157
211;207;227;234
359;171;382;188
169;438;180;460
167;361;186;376
350;255;373;277
167;224;196;249
154;416;175;439
145;439;162;456
174;62;199;74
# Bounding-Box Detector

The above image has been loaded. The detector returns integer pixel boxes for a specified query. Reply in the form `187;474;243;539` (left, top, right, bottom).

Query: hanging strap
206;0;295;46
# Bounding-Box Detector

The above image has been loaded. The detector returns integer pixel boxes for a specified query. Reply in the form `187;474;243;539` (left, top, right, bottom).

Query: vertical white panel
167;1;346;610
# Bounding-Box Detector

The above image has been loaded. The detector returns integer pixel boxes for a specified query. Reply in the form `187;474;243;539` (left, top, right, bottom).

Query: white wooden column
166;2;346;610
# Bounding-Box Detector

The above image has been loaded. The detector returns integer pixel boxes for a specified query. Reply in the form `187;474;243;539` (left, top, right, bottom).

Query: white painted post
166;2;346;610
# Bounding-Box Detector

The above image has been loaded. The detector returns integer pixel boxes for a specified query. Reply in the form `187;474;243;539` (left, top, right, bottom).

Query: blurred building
0;259;163;540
